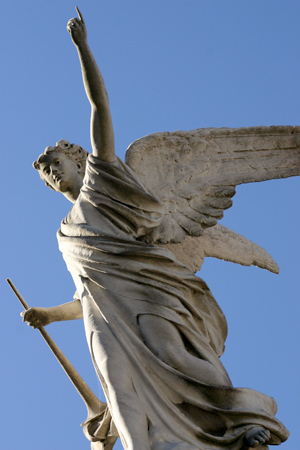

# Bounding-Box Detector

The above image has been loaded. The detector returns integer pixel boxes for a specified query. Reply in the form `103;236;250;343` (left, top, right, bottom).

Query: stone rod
6;278;106;433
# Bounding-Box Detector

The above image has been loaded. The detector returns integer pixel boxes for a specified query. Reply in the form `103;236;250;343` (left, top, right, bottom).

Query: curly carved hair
33;140;89;190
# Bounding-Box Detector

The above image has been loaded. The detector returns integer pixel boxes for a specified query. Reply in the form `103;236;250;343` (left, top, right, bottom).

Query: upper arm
90;107;117;162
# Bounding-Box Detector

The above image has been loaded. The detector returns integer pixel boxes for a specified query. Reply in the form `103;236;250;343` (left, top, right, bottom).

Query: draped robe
57;155;288;450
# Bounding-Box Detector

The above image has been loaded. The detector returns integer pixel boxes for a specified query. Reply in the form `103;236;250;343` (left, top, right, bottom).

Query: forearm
76;41;110;112
46;299;83;322
22;299;83;328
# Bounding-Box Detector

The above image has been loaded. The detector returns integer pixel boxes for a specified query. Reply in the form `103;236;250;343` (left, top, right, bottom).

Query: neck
63;183;82;203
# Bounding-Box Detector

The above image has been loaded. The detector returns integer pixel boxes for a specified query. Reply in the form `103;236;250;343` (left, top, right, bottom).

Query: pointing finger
76;6;85;24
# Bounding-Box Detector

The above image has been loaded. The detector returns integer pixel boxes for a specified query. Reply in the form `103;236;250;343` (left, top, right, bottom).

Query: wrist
75;38;89;52
46;306;62;323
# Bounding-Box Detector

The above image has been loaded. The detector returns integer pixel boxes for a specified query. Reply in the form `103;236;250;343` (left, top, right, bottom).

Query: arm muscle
68;11;116;162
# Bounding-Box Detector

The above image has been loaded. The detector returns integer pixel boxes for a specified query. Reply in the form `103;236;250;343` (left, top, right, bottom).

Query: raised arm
67;8;116;162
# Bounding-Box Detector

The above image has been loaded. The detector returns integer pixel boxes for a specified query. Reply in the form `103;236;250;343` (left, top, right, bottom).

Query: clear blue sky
1;1;299;449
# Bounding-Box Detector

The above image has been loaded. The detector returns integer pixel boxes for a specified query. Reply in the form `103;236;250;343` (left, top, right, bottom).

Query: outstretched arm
21;299;83;328
67;8;116;162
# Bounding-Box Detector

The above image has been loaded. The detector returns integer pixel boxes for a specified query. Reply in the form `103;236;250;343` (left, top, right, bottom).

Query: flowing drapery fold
58;155;288;449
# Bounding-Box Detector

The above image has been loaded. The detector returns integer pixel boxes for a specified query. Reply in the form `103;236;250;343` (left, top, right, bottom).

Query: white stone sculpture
21;8;300;450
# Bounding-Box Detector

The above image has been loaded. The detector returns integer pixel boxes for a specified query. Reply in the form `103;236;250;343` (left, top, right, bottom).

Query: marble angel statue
22;8;300;450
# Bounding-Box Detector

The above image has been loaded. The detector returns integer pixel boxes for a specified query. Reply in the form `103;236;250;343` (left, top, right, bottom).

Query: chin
57;180;70;193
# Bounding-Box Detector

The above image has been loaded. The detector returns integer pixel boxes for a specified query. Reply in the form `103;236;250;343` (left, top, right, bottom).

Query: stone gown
57;154;288;450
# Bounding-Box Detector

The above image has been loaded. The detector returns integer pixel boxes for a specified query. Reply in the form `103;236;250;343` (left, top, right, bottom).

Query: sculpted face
39;152;84;202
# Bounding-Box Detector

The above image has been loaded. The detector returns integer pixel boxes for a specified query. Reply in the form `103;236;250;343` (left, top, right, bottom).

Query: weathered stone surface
126;126;300;245
21;8;297;450
161;223;280;273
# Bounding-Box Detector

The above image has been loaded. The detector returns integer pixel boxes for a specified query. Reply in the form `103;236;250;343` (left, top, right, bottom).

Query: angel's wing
126;126;300;244
161;224;279;274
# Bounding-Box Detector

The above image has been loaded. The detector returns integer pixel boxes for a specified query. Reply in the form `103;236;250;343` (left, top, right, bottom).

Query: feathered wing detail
160;223;279;274
126;126;300;244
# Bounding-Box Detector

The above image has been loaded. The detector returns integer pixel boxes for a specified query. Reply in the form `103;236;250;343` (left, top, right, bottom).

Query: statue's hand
21;307;53;328
67;7;87;46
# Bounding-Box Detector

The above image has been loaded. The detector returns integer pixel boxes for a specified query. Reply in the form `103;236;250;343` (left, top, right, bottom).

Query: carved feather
126;126;300;245
160;224;279;274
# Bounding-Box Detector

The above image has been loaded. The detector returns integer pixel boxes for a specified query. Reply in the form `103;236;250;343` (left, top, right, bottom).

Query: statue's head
33;140;89;203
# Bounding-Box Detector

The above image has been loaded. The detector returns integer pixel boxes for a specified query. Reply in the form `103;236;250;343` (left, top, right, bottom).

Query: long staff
6;278;106;423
